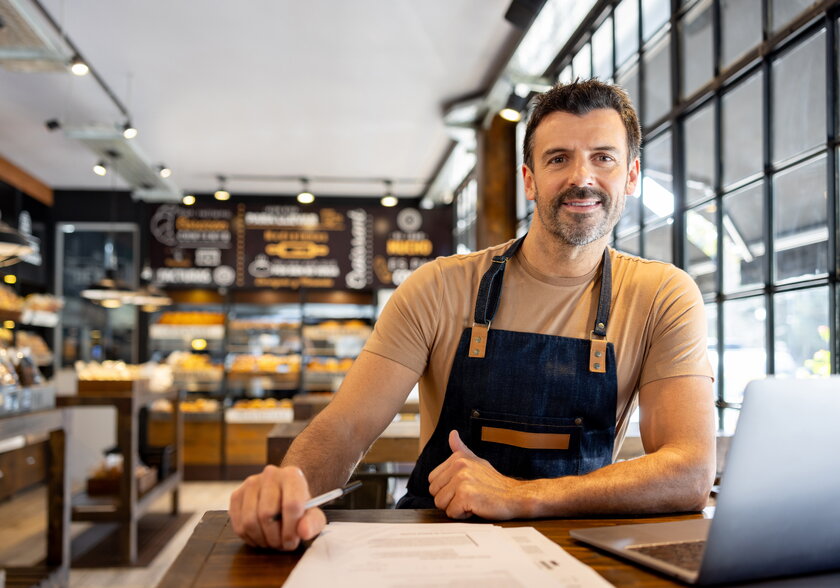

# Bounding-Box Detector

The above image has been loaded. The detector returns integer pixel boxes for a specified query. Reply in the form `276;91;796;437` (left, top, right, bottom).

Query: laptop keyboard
627;540;706;572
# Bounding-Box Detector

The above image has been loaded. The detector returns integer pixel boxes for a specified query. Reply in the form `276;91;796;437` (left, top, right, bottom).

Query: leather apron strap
469;236;613;374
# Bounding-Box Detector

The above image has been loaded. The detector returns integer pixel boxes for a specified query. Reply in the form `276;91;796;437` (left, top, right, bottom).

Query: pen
271;481;363;521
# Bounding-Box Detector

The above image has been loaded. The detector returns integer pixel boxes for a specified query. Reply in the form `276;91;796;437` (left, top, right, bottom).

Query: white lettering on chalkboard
345;209;368;289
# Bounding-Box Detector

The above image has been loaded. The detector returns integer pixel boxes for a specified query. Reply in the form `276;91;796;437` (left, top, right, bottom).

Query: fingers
228;465;314;551
447;429;476;457
298;506;327;540
235;473;269;548
278;467;311;550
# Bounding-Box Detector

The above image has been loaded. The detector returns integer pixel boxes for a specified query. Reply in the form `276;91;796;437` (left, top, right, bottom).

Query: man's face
522;109;640;247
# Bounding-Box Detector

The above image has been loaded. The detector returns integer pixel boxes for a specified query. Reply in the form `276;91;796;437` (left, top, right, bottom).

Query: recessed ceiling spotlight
70;55;89;76
182;194;196;205
158;165;172;178
122;121;138;139
45;119;61;131
296;178;314;204
93;161;107;176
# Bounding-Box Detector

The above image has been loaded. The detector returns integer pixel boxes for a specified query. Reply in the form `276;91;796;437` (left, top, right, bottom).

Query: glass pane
573;44;592;79
722;71;763;187
772;30;826;164
773;155;828;282
617;180;643;236
680;0;714;98
558;64;574;84
774;287;830;378
592;16;614;80
722;181;766;292
643;33;672;126
721;0;762;68
722;296;766;403
705;302;720;400
59;228;138;367
616;0;640;68
615;231;641;256
616;61;640;113
643;0;671;41
685;202;718;294
771;0;820;32
684;101;716;206
642;130;674;222
643;221;673;262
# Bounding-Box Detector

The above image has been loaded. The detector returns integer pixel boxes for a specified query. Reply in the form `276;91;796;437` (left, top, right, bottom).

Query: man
229;79;716;551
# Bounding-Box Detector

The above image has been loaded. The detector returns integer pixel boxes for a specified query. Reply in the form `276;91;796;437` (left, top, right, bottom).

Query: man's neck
519;224;608;278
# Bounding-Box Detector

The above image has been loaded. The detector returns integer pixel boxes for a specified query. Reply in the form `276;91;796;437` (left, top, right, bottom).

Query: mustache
557;186;609;204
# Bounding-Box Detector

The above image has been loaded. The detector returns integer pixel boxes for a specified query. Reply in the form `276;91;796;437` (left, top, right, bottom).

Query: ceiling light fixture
127;283;172;312
158;165;172;178
45;119;61;131
80;268;135;308
0;214;33;268
93;160;108;176
381;180;398;207
214;175;230;201
69;55;89;76
122;121;138;139
498;93;528;122
182;194;196;205
297;178;314;204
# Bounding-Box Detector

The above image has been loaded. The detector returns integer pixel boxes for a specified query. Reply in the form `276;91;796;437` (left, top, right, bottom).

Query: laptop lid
697;376;840;585
571;376;840;585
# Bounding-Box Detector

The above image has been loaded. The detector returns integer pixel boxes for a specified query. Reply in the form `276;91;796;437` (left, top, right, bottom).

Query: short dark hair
523;79;641;169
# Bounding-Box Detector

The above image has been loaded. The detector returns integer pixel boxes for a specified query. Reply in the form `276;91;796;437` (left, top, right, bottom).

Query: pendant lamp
0;218;34;268
80;267;136;308
127;282;172;312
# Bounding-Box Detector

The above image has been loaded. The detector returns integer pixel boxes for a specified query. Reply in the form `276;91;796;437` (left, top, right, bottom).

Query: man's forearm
520;447;715;518
279;414;365;495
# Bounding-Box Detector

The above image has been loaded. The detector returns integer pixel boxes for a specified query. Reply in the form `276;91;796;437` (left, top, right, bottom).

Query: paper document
283;522;612;587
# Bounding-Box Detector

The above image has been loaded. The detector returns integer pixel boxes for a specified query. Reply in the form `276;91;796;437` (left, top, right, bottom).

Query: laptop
571;377;840;585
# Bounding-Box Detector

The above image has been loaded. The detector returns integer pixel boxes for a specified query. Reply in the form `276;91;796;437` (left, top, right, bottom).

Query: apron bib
398;237;617;509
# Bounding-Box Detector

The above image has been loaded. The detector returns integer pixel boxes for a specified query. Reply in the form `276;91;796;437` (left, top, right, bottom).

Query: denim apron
397;236;617;509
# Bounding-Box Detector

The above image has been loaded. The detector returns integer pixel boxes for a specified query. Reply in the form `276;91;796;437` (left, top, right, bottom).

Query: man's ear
522;164;537;201
625;157;640;195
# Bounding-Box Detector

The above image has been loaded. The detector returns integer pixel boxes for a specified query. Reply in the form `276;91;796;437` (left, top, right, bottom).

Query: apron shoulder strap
473;237;524;326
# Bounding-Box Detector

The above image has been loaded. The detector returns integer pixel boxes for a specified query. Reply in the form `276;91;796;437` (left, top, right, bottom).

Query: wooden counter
157;509;697;587
266;418;420;466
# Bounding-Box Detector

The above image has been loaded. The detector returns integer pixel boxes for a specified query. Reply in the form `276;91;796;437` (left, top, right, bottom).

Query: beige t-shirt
364;239;713;457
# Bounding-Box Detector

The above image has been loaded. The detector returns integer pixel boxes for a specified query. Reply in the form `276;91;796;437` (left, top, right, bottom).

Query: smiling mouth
562;200;602;210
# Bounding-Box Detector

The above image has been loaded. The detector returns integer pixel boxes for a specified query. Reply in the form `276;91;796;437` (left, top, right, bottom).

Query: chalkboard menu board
148;203;452;290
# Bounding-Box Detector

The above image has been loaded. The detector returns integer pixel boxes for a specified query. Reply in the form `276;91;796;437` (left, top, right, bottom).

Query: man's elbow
678;455;716;511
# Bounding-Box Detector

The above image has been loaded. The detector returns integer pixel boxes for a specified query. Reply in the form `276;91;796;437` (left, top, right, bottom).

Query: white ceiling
0;0;518;200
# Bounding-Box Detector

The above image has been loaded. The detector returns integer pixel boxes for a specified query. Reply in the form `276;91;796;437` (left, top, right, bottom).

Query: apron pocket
468;410;582;479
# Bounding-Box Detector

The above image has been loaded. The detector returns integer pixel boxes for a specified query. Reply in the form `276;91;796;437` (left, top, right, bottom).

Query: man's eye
549;156;566;164
596;155;615;163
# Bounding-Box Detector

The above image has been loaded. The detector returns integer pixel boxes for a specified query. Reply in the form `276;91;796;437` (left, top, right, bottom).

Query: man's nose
569;160;596;187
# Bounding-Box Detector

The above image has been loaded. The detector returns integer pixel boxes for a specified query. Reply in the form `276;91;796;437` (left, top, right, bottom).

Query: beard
534;185;625;246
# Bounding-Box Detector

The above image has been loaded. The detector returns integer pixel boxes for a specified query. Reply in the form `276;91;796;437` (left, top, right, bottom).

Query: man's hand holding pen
229;465;329;551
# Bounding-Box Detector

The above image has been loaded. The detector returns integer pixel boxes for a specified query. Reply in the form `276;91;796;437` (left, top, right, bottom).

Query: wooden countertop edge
157;511;228;588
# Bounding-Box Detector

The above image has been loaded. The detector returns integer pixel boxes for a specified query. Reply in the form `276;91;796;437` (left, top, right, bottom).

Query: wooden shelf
3;564;67;588
0;308;22;322
58;383;183;564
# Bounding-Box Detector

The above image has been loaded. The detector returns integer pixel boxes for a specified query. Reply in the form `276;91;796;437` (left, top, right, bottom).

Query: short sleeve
362;260;443;376
638;267;714;387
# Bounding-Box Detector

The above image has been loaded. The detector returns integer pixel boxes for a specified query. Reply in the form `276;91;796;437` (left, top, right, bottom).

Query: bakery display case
144;289;375;479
